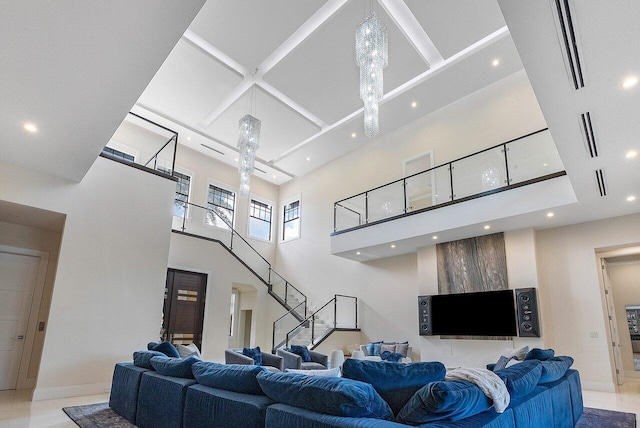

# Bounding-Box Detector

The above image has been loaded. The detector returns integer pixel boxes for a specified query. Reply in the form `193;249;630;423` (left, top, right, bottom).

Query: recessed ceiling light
23;122;37;133
492;58;500;67
390;244;396;248
432;236;438;240
622;76;638;89
543;163;548;167
235;158;238;162
484;225;491;230
306;157;311;161
627;195;636;202
351;132;357;138
186;136;191;141
626;150;638;159
356;251;361;255
547;212;554;218
272;174;276;179
411;101;417;108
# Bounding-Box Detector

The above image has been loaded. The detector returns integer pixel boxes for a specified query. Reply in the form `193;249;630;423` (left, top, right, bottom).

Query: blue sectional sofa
109;350;583;428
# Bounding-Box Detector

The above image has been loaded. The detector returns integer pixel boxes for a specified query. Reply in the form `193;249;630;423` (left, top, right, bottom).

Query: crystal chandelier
237;104;260;198
356;11;388;138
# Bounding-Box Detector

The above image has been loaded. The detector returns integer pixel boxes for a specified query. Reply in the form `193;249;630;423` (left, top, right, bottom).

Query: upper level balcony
330;129;577;261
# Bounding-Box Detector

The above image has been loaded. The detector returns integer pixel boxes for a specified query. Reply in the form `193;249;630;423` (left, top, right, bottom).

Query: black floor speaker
515;288;540;337
418;295;433;336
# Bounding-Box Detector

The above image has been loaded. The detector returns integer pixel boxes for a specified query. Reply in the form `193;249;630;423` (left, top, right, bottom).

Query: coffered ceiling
133;0;518;184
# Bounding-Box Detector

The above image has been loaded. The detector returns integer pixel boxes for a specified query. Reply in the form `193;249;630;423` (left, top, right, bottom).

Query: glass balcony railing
101;112;177;177
333;128;565;233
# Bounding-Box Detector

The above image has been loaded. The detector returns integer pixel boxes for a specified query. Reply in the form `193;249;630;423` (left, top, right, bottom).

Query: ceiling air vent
201;144;225;155
554;0;585;90
254;167;266;174
595;169;607;197
580;112;598;157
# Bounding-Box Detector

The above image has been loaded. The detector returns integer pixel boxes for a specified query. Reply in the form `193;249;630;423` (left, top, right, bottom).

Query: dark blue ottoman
108;363;149;423
136;371;196;428
183;383;274;428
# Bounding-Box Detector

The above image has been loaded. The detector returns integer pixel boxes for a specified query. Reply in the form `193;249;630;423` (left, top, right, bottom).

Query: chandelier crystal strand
237;113;260;198
356;12;388;137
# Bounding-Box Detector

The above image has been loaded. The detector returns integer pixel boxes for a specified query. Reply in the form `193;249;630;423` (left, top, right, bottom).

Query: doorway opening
163;269;207;349
597;246;640;386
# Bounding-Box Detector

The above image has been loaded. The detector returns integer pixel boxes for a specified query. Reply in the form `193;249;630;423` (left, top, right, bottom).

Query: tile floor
0;383;638;427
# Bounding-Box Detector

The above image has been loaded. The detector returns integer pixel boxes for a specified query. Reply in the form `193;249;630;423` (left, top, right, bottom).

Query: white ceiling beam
183;29;249;77
256;0;349;77
273;26;510;163
378;0;444;67
258;81;328;130
198;79;253;129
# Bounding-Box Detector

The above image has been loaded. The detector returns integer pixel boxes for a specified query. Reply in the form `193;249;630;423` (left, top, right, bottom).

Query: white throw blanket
446;368;510;413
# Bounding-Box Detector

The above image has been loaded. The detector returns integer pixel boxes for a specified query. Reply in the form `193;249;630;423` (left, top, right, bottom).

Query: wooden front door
163;269;207;349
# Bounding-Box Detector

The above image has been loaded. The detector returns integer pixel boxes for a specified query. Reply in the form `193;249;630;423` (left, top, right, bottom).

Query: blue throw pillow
539;357;573;383
365;341;381;356
150;356;198;378
397;380;493;424
289;345;312;362
257;371;393;420
148;341;181;358
133;350;166;369
380;351;403;362
524;348;555;361
192;361;267;395
242;347;263;366
342;359;446;415
495;360;542;398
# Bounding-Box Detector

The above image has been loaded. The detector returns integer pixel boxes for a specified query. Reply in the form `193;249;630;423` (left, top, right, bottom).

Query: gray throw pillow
177;343;202;360
380;343;396;355
395;343;409;357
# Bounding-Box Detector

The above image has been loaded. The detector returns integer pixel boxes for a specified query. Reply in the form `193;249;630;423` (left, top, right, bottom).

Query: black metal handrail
333;128;562;233
177;199;309;318
280;294;358;350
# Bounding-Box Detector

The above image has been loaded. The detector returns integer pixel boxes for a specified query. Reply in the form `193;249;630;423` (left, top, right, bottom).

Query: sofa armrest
309;350;328;368
276;349;302;370
262;352;284;371
406;346;413;361
224;349;253;365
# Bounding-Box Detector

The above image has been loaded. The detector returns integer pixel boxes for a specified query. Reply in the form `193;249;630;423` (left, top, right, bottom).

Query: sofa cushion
380;351;403;362
366;341;383;356
396;379;493;424
341;359;446;415
289;345;312;362
148;341;181;358
524;348;554;361
495;360;542;399
395;342;409;357
176;343;202;360
133;350;166;369
256;371;393;420
539;357;574;384
242;347;263;366
150;355;198;378
192;361;266;395
286;367;341;377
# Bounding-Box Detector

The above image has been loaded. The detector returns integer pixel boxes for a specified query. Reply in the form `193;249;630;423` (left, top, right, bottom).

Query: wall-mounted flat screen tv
431;289;517;336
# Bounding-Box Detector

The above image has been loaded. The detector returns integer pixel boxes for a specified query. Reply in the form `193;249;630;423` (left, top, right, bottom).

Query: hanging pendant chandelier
356;11;388;138
237;86;260;198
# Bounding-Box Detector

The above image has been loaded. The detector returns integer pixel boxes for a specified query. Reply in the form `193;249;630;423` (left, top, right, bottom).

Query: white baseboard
32;382;110;401
581;380;616;392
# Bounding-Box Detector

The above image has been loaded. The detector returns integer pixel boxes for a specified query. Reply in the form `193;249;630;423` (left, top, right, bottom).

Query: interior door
601;259;625;385
0;252;39;390
163;269;207;349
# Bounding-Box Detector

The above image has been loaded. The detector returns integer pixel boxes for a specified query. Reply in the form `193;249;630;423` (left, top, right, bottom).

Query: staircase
172;201;358;352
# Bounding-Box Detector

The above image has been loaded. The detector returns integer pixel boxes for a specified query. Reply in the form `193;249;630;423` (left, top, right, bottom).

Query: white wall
601;260;640;379
535;213;640;392
0;157;175;400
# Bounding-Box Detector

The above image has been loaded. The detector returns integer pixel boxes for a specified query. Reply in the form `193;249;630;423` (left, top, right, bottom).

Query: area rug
63;403;635;428
62;402;133;427
576;407;637;427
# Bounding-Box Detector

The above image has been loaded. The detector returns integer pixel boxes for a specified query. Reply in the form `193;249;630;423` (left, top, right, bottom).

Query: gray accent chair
276;348;328;370
224;349;284;372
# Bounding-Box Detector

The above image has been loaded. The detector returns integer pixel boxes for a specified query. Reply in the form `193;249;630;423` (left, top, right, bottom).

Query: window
282;199;300;241
248;199;272;241
173;171;191;218
102;146;135;163
207;184;235;230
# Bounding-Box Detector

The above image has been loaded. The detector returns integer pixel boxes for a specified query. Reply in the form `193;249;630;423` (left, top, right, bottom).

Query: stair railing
275;294;358;351
173;200;308;317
